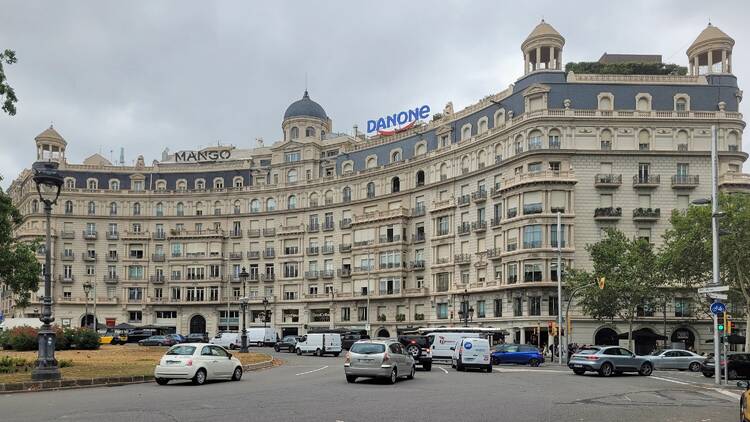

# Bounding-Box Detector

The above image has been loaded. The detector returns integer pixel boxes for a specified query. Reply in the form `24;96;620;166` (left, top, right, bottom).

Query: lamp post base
240;335;249;353
31;326;60;381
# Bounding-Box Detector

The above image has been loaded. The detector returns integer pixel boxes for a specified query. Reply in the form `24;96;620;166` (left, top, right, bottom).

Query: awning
617;328;667;340
113;322;136;330
706;334;746;345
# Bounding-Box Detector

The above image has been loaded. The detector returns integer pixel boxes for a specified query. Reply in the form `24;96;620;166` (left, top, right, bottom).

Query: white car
154;343;244;385
451;337;492;372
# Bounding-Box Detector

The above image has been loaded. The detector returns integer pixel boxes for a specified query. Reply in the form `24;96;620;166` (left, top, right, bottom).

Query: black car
274;335;301;352
702;353;750;379
186;333;209;343
398;335;433;371
342;332;370;350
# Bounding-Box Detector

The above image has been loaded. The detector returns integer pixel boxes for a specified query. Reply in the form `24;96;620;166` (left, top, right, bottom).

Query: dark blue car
491;344;545;366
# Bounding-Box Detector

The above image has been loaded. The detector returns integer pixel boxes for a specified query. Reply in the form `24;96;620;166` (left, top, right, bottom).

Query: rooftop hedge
565;62;688;76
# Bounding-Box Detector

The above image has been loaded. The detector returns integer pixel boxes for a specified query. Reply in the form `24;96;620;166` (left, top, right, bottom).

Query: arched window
64;200;73;214
31;200;38;213
288;195;297;209
133;202;141;216
87;179;98;190
514;135;524;154
250;199;260;213
461;156;470;173
366;156;377;169
416;170;425;187
366;182;375;199
290;127;299;139
324;190;334;205
267;198;276;211
233;200;241;214
494;109;506;127
600;129;613;150
287;169;298;183
675;97;688;112
727;131;739;152
214;178;224;189
109;179;120;190
548;129;561;149
109;202;118;215
64;178;75;189
342;186;352;203
391;177;400;193
177;180;187;191
636;94;651;112
213;201;222;215
195;202;203;216
233;177;243;188
391;150;402;163
478;118;488;134
155;180;166;191
461;125;472;141
87;201;96;215
309;193;319;207
440;163;448;180
415;142;427;156
305;127;316;137
494;143;503;160
176;202;184;216
638;129;650;151
196;179;205;190
477;150;487;168
342;162;353;174
155;202;163;216
528;130;543;150
598;93;613;111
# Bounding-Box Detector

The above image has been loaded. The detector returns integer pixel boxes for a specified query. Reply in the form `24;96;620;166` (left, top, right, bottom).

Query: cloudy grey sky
1;0;748;187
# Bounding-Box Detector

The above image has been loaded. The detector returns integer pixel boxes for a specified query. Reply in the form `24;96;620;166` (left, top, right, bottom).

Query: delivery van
295;333;342;356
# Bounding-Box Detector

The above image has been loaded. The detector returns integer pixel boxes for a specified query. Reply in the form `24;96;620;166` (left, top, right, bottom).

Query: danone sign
174;150;231;163
367;105;430;136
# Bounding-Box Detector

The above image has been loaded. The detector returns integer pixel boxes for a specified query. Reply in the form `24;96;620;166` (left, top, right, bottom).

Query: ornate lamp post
31;161;63;381
83;281;92;328
457;289;474;328
262;297;269;329
239;267;249;353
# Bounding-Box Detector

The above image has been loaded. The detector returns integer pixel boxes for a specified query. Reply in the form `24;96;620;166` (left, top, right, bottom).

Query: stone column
722;50;727;73
557;49;562;70
549;46;554;69
707;50;713;74
524;52;530;75
693;55;699;75
520;326;526;344
535;47;541;70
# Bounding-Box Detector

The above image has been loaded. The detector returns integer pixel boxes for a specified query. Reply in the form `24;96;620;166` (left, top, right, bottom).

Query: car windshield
350;343;386;354
166;345;196;355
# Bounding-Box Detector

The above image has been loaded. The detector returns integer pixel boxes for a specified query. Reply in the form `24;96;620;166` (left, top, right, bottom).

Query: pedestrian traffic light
718;312;725;332
597;277;606;290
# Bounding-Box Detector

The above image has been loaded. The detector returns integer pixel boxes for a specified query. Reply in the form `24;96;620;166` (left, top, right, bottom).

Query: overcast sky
1;0;749;188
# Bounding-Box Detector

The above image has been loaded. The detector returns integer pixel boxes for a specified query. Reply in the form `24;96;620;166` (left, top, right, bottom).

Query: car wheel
729;369;739;380
689;362;701;372
315;348;322;357
289;346;295;353
407;365;415;380
638;363;653;376
388;368;397;384
274;345;280;352
598;362;613;377
423;362;432;371
528;358;540;367
486;365;493;373
346;375;357;383
457;361;464;372
296;348;302;356
333;352;340;357
703;372;713;378
192;369;207;385
573;369;585;375
232;366;243;381
155;378;169;385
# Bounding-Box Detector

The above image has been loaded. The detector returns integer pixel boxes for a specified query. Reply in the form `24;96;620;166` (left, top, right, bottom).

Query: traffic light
550;322;558;337
718;312;725;333
597;277;606;290
727;316;733;335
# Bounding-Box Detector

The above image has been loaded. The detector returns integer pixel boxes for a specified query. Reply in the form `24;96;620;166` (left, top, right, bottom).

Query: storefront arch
594;326;619;346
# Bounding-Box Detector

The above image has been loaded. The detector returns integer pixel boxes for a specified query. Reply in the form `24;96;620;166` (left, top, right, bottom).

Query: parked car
275;335;301;352
296;333;342;356
210;332;241;349
645;349;705;372
451;337;492;372
138;335;176;347
127;329;162;344
398;335;433;371
491;344;545;367
702;353;750;379
568;346;653;377
737;380;750;422
186;333;209;343
167;334;187;344
342;332;370;350
344;340;415;384
154;343;243;385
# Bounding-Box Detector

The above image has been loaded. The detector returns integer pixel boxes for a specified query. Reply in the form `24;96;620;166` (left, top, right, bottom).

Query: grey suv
568;346;653;377
344;340;416;384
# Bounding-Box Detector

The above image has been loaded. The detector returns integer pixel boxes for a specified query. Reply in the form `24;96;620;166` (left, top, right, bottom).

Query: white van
247;327;276;346
295;333;342;356
451;337;492;372
428;332;487;359
210;332;240;349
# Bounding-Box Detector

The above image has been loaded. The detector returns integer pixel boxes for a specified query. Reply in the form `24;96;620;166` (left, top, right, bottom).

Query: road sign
710;302;726;315
699;285;730;294
709;293;728;300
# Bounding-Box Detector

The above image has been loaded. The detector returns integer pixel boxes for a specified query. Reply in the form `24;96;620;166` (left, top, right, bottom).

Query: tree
567;228;662;351
661;193;750;350
0;176;41;310
0;49;18;116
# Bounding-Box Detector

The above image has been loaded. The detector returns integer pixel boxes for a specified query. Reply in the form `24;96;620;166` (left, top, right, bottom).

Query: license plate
166;360;181;365
573;364;583;368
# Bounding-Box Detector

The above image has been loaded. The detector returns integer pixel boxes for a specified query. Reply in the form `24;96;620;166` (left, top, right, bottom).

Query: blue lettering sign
366;105;431;134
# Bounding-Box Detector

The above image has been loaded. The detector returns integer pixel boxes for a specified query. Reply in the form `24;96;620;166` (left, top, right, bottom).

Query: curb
0;357;276;394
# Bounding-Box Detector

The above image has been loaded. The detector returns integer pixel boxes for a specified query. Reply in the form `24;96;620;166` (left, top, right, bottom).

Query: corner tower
34;125;66;162
521;19;565;75
687;23;734;75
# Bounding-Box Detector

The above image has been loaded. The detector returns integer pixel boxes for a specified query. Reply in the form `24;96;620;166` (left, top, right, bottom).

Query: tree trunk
628;316;634;352
745;306;750;353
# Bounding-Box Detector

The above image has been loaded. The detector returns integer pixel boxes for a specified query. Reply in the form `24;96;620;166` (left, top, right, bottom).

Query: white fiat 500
154;343;244;385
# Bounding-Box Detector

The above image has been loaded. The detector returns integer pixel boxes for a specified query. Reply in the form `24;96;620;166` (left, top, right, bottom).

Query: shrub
8;326;38;351
71;328;100;350
55;326;71;350
0;356;34;373
59;359;73;368
565;61;687;76
0;329;9;349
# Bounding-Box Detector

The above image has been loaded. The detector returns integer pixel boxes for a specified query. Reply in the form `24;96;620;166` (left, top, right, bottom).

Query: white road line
649;375;691;385
649;374;742;400
438;367;448;374
623;395;632;402
295;365;329;376
493;367;569;374
715;389;741;400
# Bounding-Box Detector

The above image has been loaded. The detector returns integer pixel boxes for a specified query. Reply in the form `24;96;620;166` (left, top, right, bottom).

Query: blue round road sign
710;302;726;315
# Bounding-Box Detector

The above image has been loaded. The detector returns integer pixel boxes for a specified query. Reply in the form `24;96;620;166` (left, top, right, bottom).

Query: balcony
434;257;452;265
247;229;261;238
152;231;166;240
306;246;319;255
522;204;543;215
283;247;300;256
594;207;622;220
501;170;576;192
321;245;335;255
261;274;275;283
60;253;74;262
169;229;225;238
122;231;150;240
263;228;276;237
457;223;471;235
339;243;352;253
247;251;260;259
106;254;118;262
411;205;426;217
633;174;660;188
454;254;471;265
106;231;119;240
322;222;335;231
338;268;352;278
671;174;699;189
307;223;320;233
340;219;352;229
263;249;275;259
354;240;374;248
321;270;334;279
491;183;502;198
229;252;243;260
506;208;518;219
57;275;74;284
410;260;425;270
279;224;305;235
471;190;487;203
379;262;403;270
431;198;455;212
412;232;426;243
457;194;471;207
594;173;622;188
490;218;501;228
82;230;97;240
353;207;409;225
486;248;502;259
229;230;243;239
472;221;487;233
305;271;320;280
248;274;260;283
60;230;75;239
82;252;97;262
146;275;164;284
152;253;166;262
633;208;661;221
379;235;401;244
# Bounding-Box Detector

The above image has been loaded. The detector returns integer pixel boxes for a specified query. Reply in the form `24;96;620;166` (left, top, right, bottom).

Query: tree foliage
567;228;662;350
564;61;687;76
0;49;18;116
0;176;41;309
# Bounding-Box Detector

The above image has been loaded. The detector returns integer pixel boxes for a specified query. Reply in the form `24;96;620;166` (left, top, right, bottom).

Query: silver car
568;346;653;377
344;340;415;384
646;349;705;372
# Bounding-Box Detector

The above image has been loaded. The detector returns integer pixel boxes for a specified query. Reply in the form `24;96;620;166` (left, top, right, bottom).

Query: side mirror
227;353;232;359
450;347;455;351
738;381;750;389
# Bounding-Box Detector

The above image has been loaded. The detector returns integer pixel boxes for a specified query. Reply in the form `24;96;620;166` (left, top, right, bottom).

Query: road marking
623;395;632;402
295;365;328;376
649;374;742;400
649;375;691;385
438;367;448;374
715;389;741;400
493;367;569;374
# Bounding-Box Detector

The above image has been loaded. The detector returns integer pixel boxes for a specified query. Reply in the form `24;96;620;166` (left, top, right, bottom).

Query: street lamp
31;160;63;381
262;297;269;329
457;289;474;327
239;267;249;353
83;281;93;329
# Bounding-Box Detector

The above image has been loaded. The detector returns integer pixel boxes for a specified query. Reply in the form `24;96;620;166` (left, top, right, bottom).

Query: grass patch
0;345;270;383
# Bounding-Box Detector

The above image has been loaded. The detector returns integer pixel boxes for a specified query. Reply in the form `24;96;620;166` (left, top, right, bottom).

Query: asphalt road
0;347;741;422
